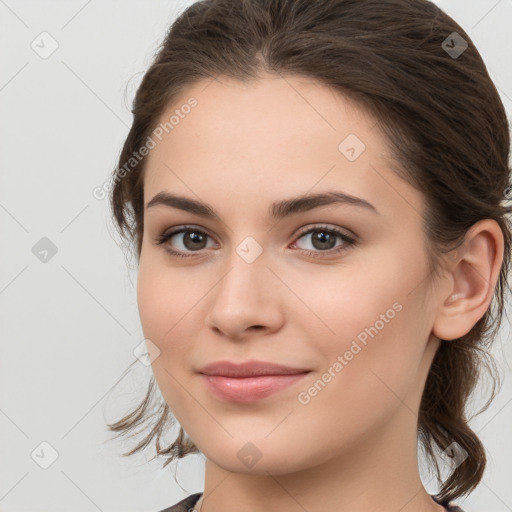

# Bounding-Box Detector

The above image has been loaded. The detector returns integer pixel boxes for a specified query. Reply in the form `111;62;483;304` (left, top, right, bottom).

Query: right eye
154;225;217;258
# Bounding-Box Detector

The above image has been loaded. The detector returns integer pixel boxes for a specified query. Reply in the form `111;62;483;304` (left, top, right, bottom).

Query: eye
154;224;356;259
290;225;356;258
154;225;216;258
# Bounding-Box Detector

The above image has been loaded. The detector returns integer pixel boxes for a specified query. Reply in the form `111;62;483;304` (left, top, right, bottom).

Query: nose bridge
215;238;268;308
205;236;282;336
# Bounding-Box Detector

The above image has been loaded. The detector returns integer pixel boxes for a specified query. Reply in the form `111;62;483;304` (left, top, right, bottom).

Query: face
137;72;442;475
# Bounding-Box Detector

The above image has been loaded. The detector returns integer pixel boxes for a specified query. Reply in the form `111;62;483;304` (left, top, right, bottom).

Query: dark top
156;492;466;511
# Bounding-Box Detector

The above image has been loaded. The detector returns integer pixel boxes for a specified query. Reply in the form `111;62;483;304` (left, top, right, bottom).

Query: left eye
154;224;356;258
292;226;356;254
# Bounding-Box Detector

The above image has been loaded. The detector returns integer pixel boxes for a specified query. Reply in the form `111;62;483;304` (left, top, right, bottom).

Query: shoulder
155;492;203;512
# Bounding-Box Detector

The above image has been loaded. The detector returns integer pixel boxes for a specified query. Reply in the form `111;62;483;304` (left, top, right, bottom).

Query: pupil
185;231;205;249
313;231;335;250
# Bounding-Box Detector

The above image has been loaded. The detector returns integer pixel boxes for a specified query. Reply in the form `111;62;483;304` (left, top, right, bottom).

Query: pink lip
201;374;309;402
198;360;311;403
198;359;311;377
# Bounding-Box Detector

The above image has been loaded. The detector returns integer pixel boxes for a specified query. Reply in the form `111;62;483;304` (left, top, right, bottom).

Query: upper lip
198;360;311;377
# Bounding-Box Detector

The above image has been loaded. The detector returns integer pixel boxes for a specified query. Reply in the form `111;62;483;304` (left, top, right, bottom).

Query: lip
198;359;311;377
198;360;311;403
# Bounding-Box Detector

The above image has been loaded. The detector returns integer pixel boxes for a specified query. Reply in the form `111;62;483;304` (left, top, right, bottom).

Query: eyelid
155;223;356;257
294;223;355;240
154;225;215;249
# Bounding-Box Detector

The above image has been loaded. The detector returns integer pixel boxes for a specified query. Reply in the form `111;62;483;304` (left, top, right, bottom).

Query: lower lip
201;373;310;403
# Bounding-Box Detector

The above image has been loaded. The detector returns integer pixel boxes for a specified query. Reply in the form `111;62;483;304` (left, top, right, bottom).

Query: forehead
150;72;375;157
142;73;423;223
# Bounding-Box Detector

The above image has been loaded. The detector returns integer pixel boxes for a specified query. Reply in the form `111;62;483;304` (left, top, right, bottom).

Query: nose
204;251;285;340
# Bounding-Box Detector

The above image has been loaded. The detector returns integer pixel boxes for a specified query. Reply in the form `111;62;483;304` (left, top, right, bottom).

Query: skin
137;72;503;512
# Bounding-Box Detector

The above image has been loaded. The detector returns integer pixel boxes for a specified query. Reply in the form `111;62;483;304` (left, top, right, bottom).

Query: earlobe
432;219;504;341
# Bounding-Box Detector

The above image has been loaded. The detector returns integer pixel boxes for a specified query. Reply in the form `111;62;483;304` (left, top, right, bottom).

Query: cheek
292;299;427;458
136;258;200;413
297;246;430;391
290;248;417;341
137;261;169;342
136;250;202;344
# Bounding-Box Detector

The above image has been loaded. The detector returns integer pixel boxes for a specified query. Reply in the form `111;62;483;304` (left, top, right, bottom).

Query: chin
198;436;320;475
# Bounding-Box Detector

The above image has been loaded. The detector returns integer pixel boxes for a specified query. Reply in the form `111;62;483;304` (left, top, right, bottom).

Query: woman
106;0;511;511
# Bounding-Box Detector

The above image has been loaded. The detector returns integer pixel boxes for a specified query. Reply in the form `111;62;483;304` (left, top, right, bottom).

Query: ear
432;219;504;341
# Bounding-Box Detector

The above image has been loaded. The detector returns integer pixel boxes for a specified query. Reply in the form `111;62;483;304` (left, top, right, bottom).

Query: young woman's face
137;73;443;474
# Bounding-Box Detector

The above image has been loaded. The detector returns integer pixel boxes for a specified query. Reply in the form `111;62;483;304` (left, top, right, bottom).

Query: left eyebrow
145;190;380;219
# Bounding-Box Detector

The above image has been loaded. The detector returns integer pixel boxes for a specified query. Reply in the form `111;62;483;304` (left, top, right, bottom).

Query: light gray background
0;1;510;511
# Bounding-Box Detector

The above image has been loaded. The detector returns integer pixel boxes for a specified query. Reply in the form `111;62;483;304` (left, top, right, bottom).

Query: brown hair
106;0;512;504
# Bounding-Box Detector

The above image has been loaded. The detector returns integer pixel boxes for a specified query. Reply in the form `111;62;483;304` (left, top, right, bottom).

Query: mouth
200;373;310;402
197;360;312;403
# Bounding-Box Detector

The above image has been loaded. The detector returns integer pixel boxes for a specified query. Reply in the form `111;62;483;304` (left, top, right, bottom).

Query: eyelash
154;224;356;259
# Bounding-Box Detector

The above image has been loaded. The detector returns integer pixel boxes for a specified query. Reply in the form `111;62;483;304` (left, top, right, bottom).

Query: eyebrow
145;190;379;219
